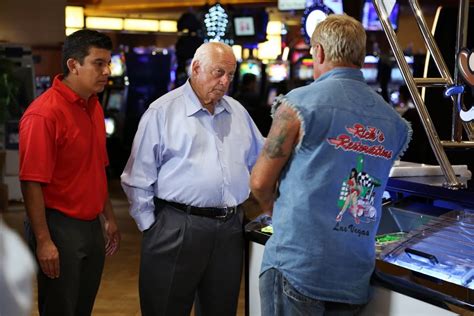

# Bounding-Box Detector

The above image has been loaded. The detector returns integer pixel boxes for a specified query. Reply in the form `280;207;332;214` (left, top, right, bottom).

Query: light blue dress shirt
121;81;265;231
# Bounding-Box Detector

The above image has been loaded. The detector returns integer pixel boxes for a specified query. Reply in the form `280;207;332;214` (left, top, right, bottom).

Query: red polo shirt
19;75;109;220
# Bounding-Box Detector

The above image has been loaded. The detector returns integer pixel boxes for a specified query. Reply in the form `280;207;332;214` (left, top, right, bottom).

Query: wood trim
91;0;276;12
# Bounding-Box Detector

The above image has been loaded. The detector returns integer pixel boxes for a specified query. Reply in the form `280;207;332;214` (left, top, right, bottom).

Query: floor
2;179;247;316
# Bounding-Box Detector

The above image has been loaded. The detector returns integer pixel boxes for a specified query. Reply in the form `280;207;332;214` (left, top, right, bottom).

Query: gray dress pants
139;200;244;316
25;209;105;316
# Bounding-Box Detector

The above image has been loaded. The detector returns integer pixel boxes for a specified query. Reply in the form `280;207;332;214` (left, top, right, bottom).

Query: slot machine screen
362;0;400;31
110;54;126;77
297;57;314;81
107;90;124;111
391;55;414;84
239;60;262;80
361;55;379;83
267;62;289;83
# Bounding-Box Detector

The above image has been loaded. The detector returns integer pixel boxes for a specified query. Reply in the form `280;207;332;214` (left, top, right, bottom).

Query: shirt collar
183;80;232;116
52;74;98;108
314;67;365;84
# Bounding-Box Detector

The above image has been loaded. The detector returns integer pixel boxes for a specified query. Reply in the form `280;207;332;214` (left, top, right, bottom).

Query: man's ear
317;44;325;64
191;60;200;77
66;58;78;75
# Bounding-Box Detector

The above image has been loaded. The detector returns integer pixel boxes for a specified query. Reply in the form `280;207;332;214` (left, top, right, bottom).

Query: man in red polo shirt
19;29;120;316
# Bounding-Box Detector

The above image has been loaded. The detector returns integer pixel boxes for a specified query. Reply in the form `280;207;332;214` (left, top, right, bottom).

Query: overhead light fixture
82;16;177;33
204;3;231;43
65;28;81;36
124;18;159;32
159;20;178;33
86;17;123;31
65;6;84;28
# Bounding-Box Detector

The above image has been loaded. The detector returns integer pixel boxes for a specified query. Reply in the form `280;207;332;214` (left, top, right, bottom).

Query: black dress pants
26;209;105;316
139;201;244;316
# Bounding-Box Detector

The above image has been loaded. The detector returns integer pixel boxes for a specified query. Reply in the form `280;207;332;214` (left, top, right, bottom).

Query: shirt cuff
131;210;156;232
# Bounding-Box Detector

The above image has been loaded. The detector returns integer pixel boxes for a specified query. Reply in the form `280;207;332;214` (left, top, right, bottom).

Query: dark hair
62;29;113;76
350;168;358;178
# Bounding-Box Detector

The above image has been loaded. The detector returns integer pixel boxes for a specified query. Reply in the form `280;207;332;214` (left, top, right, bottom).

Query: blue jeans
259;268;363;316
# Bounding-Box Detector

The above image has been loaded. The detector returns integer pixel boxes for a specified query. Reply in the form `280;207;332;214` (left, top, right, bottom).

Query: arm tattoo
264;106;297;159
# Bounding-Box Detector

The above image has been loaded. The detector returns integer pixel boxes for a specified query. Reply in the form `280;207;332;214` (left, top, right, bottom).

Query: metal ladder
372;0;474;189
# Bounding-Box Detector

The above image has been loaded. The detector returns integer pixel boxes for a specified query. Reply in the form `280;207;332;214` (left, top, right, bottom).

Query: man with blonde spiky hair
251;14;411;315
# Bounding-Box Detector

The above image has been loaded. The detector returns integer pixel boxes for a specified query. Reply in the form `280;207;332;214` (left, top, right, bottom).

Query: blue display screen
362;0;400;31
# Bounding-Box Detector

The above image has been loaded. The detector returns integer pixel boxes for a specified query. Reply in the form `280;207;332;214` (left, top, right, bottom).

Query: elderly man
250;15;411;316
121;42;264;316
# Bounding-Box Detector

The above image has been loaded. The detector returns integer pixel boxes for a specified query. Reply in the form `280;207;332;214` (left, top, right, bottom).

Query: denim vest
261;68;411;304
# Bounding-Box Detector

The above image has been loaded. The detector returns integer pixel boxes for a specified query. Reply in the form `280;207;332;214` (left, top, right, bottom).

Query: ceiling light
65;6;84;28
86;17;123;31
159;20;178;33
204;3;229;42
124;19;159;32
65;28;81;36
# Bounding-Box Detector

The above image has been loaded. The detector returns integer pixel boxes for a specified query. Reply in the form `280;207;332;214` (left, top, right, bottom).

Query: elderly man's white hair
189;42;235;76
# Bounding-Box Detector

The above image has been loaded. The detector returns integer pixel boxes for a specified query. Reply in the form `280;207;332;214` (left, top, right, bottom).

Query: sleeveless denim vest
261;68;411;304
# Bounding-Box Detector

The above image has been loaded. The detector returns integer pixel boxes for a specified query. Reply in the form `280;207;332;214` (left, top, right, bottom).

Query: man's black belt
157;198;238;221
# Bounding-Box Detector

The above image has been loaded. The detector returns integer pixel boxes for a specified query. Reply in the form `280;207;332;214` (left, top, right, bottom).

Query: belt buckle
216;206;234;221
